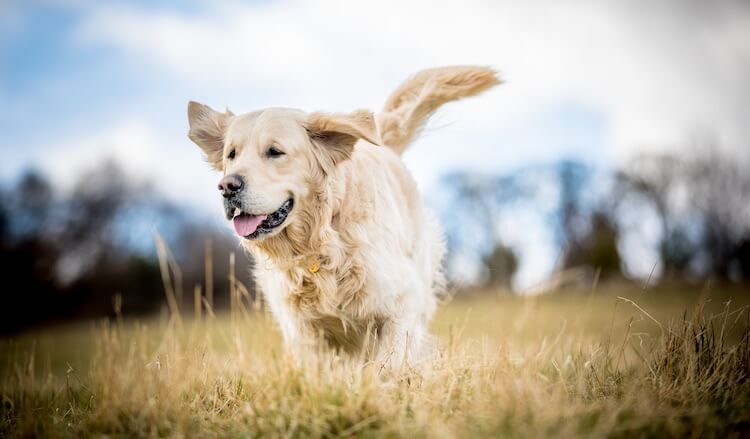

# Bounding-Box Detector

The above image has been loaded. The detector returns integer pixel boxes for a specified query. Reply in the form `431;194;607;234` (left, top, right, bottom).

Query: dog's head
187;102;379;241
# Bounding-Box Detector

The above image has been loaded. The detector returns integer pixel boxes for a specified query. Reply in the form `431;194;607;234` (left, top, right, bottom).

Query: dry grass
1;284;749;438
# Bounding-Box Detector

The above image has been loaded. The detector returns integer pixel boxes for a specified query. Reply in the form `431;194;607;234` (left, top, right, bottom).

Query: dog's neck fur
244;167;365;317
252;182;335;269
252;202;330;271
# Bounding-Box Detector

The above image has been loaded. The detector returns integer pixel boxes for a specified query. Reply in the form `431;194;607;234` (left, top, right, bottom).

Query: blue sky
2;0;748;288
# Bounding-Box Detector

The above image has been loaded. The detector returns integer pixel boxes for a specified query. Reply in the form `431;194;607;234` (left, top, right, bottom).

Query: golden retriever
187;66;499;364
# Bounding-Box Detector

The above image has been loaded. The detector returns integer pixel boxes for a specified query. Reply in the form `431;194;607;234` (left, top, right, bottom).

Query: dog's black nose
218;174;244;198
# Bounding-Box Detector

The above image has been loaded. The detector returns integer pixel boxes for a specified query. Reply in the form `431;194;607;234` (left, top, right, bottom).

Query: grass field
2;283;749;438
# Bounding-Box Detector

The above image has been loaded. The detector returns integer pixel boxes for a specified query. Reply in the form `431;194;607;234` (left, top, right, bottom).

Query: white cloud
26;120;223;217
74;0;750;164
38;121;161;187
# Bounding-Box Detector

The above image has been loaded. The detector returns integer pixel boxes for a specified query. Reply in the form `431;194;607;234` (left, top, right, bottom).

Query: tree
482;243;518;289
556;160;590;253
616;143;750;282
553;160;623;280
686;147;750;280
616;153;694;278
440;171;523;290
562;211;622;279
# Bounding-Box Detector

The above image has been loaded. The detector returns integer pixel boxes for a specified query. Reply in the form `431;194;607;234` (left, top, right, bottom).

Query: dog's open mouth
232;199;294;239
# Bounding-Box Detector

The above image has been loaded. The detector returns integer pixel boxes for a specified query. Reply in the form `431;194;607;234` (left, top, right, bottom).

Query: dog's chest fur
252;246;384;354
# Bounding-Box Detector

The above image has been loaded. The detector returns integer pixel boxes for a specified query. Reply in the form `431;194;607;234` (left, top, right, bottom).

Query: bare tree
617;142;750;281
686;147;750;279
616;153;694;277
440;172;522;289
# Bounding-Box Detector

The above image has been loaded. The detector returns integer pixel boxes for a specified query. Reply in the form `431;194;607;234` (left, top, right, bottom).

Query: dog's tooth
233;207;241;217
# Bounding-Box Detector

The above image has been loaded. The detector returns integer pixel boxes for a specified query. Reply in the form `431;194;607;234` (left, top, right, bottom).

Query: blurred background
1;0;749;334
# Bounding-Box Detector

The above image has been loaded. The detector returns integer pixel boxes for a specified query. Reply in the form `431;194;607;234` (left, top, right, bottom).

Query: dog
187;66;499;363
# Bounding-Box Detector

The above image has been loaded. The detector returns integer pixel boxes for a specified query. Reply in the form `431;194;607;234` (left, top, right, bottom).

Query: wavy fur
378;65;500;155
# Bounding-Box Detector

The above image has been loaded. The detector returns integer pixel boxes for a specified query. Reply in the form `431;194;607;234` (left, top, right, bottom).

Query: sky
1;0;749;289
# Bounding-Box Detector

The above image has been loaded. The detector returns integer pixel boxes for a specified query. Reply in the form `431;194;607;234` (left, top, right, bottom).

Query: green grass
2;283;749;438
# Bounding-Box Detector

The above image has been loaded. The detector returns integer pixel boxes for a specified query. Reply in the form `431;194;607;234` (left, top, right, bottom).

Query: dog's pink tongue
233;214;267;236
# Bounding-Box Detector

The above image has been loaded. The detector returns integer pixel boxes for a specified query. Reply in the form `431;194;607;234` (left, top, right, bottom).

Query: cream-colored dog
187;66;498;363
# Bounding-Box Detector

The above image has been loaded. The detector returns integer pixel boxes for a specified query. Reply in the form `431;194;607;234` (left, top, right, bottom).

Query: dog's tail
377;65;501;155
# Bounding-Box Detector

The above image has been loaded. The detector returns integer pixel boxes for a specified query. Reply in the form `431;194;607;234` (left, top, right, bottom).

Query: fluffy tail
377;65;501;155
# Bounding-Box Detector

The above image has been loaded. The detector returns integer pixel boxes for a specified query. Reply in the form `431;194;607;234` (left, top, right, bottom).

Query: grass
1;283;749;438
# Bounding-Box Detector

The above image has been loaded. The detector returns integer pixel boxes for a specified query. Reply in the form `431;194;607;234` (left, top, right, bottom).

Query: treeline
2;144;748;332
442;144;750;290
0;162;252;334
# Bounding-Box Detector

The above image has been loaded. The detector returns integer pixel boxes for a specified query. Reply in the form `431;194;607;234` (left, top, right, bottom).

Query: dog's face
187;102;379;241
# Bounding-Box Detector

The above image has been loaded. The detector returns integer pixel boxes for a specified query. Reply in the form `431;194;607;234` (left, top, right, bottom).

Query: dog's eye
227;149;236;160
266;146;285;158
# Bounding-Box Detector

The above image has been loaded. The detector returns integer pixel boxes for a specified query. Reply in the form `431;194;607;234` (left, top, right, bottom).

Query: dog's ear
187;101;234;171
305;110;380;172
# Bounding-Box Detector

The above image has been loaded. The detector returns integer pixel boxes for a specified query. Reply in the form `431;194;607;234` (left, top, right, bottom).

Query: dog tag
307;259;321;273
